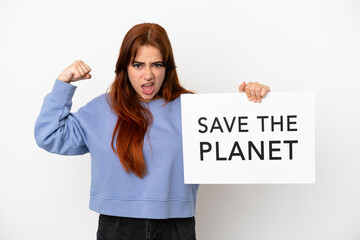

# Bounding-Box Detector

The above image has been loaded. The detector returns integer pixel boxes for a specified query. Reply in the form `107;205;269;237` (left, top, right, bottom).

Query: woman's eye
133;63;142;68
154;63;163;68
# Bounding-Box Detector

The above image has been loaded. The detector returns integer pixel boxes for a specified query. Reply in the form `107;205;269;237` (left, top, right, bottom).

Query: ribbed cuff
52;79;77;101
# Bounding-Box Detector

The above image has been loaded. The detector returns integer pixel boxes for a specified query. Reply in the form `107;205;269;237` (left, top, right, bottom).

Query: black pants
96;214;196;240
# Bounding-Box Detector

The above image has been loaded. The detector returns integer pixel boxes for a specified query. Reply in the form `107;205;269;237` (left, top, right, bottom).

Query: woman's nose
144;66;154;81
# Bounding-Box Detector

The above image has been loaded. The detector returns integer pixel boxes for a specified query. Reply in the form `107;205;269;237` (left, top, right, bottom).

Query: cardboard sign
181;92;315;184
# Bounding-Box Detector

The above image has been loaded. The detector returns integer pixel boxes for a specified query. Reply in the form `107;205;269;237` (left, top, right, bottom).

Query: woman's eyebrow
132;60;163;64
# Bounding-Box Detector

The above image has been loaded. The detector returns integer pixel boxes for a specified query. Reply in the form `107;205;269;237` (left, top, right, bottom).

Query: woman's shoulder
80;92;111;113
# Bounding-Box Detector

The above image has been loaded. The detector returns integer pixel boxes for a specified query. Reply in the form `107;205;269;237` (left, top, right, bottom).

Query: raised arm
34;60;92;155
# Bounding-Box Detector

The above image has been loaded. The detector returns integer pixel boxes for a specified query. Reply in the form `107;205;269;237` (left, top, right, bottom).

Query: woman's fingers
84;63;92;78
245;84;251;100
240;81;270;103
238;81;246;92
253;82;263;102
80;61;91;73
249;83;256;102
74;64;84;79
260;86;270;98
58;60;92;83
81;62;92;79
73;60;92;80
244;81;255;101
76;61;87;76
254;85;262;103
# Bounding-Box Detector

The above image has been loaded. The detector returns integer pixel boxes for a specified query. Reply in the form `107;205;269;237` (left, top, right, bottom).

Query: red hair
106;23;192;178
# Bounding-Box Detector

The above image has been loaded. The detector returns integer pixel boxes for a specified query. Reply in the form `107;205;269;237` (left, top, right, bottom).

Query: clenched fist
57;60;92;83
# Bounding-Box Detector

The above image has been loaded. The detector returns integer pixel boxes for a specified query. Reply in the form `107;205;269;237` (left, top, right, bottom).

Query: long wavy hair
105;23;192;178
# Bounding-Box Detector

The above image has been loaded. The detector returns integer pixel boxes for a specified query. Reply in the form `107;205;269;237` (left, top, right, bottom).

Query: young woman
34;23;270;240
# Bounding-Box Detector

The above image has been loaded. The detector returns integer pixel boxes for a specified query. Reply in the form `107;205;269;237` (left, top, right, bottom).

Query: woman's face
127;45;166;102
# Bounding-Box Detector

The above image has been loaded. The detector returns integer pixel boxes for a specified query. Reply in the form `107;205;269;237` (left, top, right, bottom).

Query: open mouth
142;83;154;94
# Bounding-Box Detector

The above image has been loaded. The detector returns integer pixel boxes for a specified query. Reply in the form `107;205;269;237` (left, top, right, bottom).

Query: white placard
181;92;315;184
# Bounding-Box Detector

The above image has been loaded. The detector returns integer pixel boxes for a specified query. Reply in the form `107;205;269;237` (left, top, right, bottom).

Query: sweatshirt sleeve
34;79;89;155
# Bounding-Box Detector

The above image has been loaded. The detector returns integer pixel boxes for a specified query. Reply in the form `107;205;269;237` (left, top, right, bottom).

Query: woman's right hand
57;60;92;83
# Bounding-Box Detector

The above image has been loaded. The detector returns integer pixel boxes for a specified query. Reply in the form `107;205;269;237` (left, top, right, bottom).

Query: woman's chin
138;94;155;102
138;92;162;102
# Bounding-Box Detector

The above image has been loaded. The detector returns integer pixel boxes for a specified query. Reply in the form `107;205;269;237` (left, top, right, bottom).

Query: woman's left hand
238;81;271;103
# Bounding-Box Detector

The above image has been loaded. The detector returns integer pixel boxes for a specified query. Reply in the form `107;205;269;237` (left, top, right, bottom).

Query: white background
0;0;359;239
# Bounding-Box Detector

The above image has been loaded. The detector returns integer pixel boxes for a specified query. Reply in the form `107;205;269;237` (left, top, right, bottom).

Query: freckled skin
127;45;166;102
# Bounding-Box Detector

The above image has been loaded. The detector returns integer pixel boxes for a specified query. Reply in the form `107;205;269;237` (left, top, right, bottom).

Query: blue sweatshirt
34;79;199;219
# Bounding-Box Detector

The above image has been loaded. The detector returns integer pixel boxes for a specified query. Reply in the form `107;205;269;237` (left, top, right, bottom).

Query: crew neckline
141;98;166;109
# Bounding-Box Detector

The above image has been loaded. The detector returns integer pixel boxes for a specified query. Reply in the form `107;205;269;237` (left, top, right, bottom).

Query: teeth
143;83;153;87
